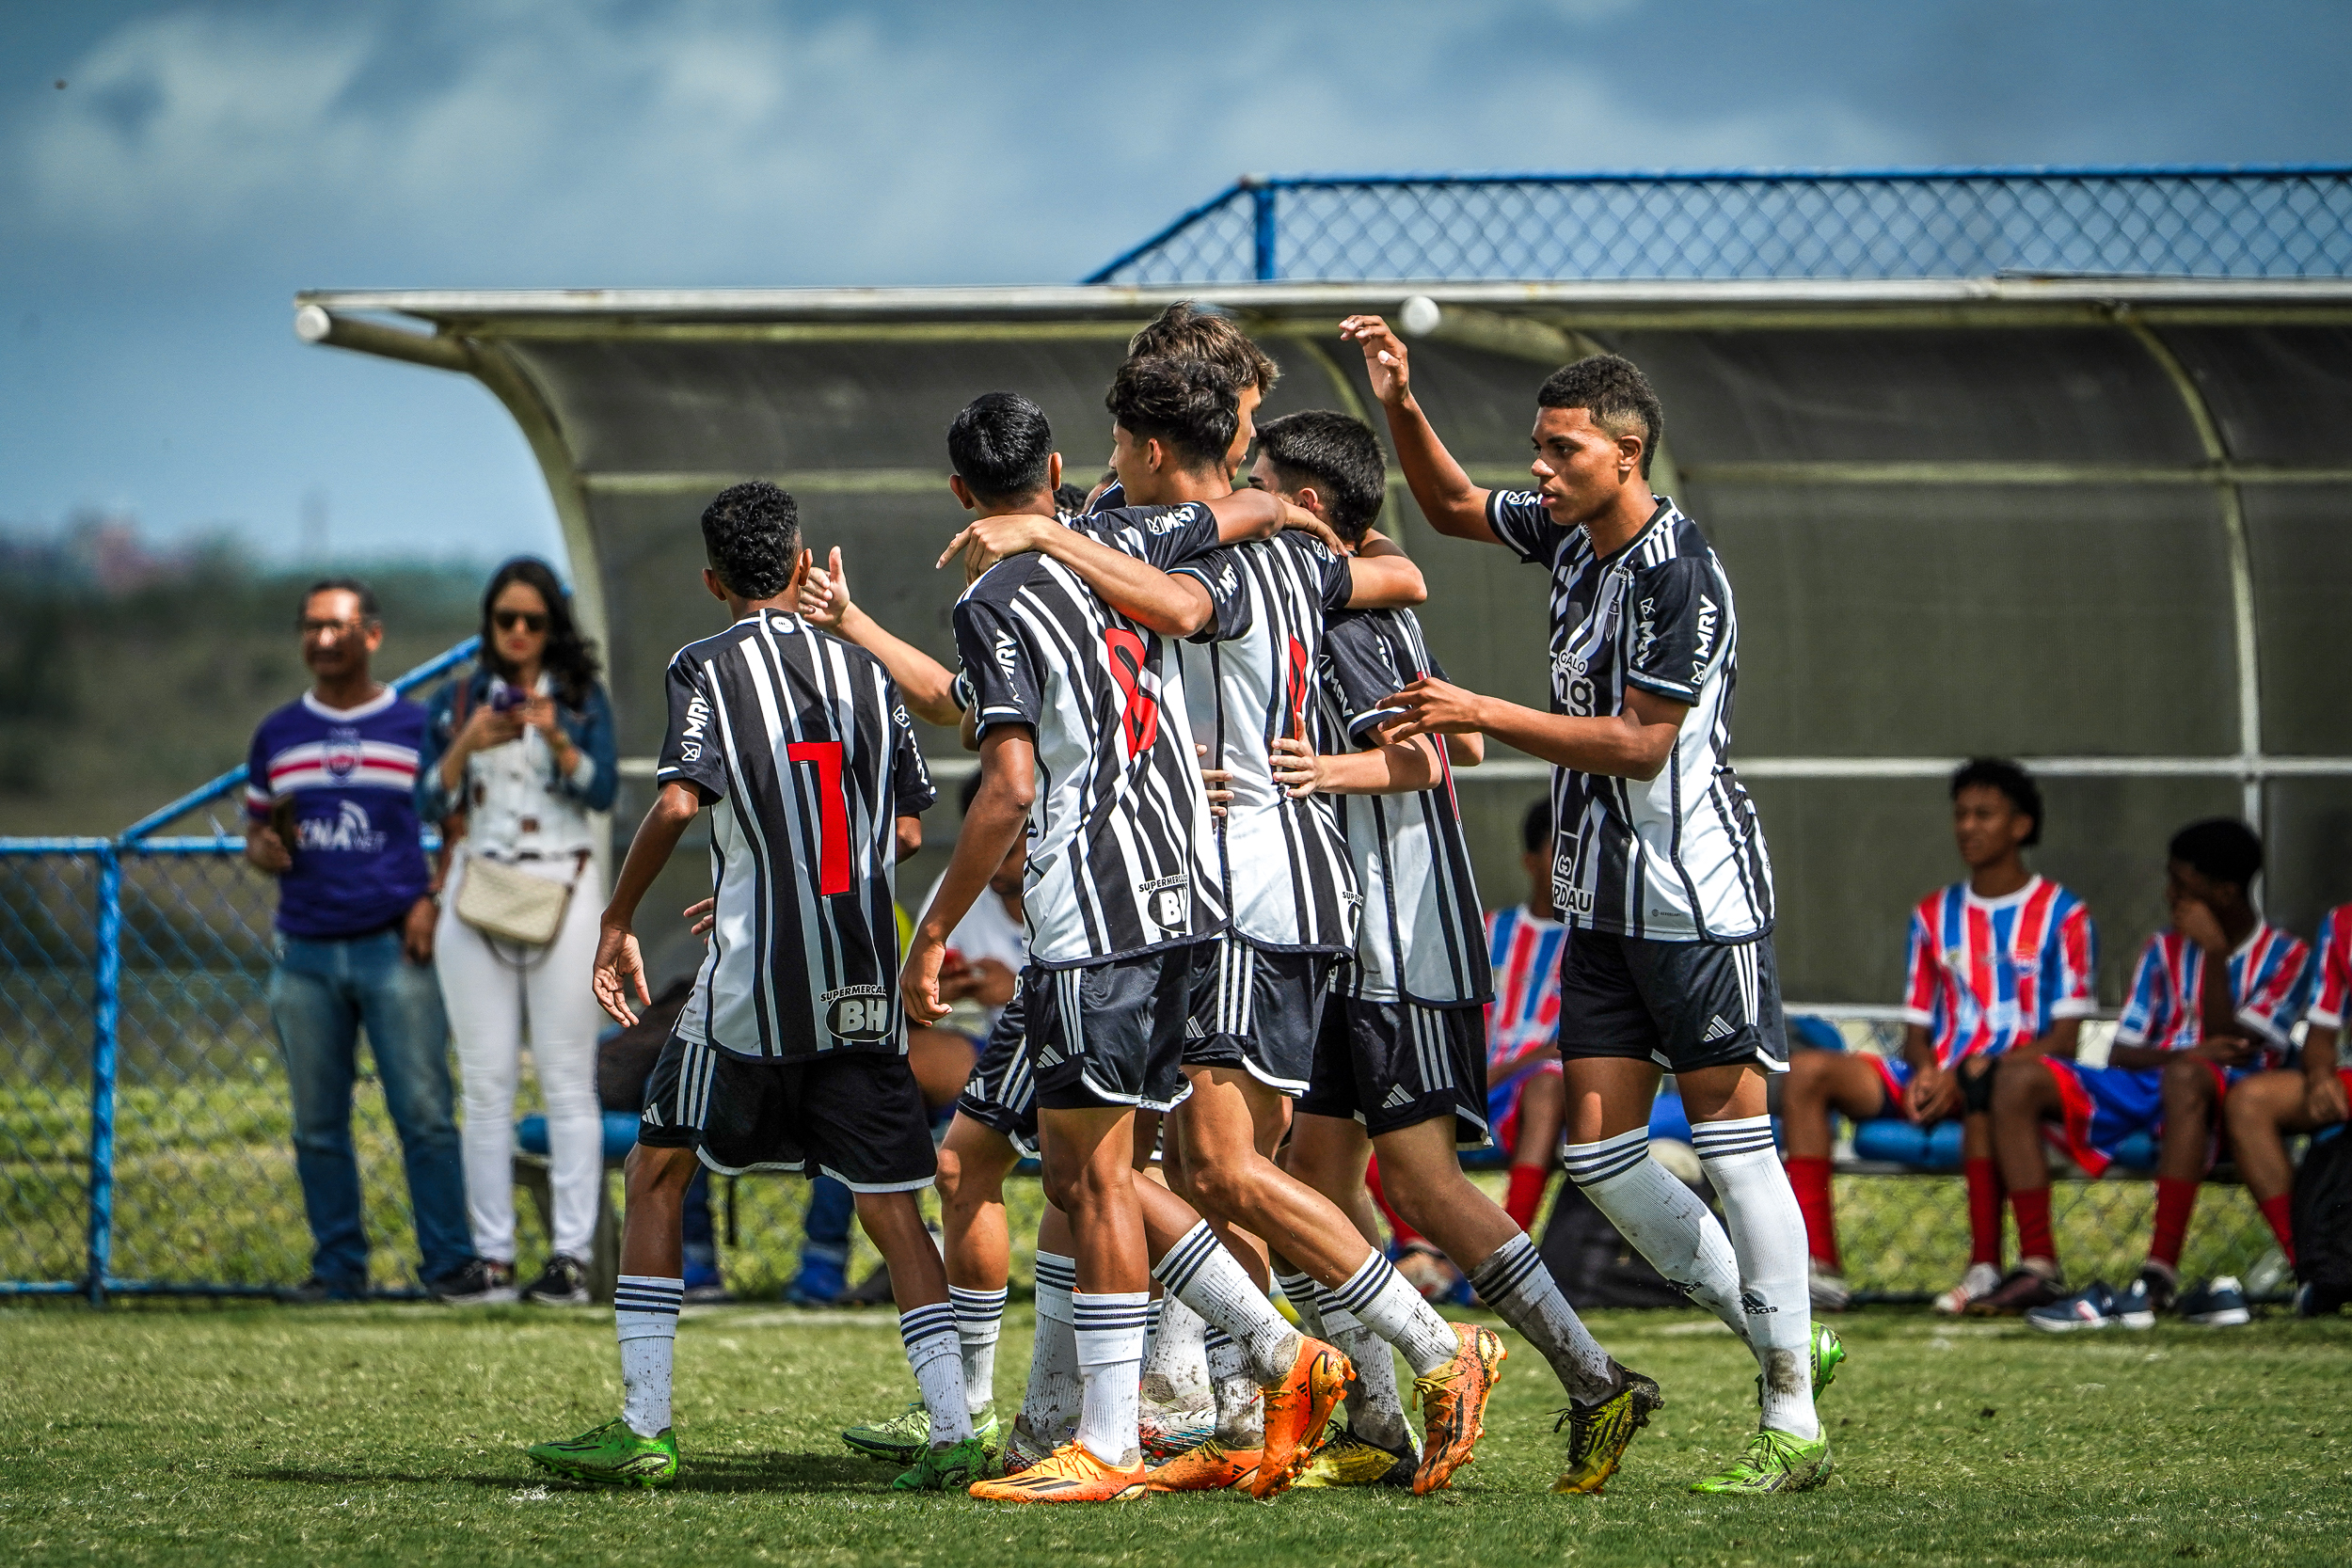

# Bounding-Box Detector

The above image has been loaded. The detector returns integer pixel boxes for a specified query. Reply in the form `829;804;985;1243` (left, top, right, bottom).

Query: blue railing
1085;165;2352;285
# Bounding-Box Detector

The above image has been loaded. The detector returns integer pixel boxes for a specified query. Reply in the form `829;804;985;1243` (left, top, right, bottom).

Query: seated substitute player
524;482;986;1492
1782;759;2097;1315
908;388;1359;1504
1487;800;1571;1235
2225;898;2352;1314
1249;407;1660;1497
1348;316;1840;1495
1989;818;2311;1326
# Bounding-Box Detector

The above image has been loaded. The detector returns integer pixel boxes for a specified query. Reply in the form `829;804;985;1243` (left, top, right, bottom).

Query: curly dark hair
479;557;601;707
1950;758;2042;847
700;481;801;600
1106;355;1238;475
1535;354;1665;479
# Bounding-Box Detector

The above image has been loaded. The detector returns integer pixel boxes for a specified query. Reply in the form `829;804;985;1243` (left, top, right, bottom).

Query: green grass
7;1300;2348;1566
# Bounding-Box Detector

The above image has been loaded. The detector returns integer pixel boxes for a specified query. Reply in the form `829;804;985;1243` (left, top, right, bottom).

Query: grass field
8;1300;2348;1567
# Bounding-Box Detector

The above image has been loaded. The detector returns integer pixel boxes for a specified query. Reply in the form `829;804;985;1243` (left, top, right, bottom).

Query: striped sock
1203;1327;1263;1446
949;1285;1007;1416
1022;1252;1082;1445
1565;1127;1748;1341
1692;1115;1818;1441
1140;1294;1212;1411
1469;1230;1614;1402
1072;1290;1151;1467
1152;1220;1300;1384
614;1275;683;1438
899;1301;972;1446
1315;1277;1408;1450
1325;1251;1457;1378
1275;1270;1327;1338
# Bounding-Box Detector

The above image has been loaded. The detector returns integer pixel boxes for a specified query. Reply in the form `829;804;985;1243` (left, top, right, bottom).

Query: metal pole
1251;181;1278;282
87;847;120;1307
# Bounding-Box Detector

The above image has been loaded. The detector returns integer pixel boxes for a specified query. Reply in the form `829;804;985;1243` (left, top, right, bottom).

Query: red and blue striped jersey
244;688;432;940
2307;903;2352;1030
1899;877;2098;1069
2115;922;2312;1069
1486;904;1567;1070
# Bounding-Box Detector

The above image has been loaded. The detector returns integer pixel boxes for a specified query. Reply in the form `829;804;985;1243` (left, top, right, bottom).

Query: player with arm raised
1348;318;1838;1496
526;482;980;1492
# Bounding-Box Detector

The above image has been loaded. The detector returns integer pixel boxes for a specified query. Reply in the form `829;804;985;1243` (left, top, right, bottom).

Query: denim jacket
415;667;618;855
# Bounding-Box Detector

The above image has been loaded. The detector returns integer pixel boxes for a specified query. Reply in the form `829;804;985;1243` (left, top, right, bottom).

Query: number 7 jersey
657;609;937;1061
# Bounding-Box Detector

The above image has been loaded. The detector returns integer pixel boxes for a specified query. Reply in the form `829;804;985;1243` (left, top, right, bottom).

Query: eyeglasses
297;618;372;639
494;610;549;633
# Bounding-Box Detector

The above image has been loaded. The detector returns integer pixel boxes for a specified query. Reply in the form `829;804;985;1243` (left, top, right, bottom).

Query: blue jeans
268;929;473;1287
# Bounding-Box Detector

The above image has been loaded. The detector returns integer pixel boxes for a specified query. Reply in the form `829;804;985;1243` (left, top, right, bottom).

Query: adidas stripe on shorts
637;1030;939;1191
1556;928;1788;1075
1296;995;1491;1148
1182;934;1337;1097
1020;947;1200;1115
954;990;1039;1156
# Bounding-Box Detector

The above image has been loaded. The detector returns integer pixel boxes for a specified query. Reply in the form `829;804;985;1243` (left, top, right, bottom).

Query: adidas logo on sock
1701;1016;1737;1042
1380;1085;1415;1111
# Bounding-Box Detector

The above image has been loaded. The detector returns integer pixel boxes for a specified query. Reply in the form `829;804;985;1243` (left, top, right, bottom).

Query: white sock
1202;1327;1264;1446
1469;1231;1616;1403
1275;1270;1327;1338
1143;1294;1163;1360
1326;1251;1458;1377
614;1275;682;1437
1072;1290;1150;1467
1139;1294;1212;1411
1692;1116;1820;1441
1152;1221;1302;1386
899;1301;974;1446
950;1285;1007;1416
1565;1128;1749;1340
1021;1252;1082;1443
1314;1281;1410;1451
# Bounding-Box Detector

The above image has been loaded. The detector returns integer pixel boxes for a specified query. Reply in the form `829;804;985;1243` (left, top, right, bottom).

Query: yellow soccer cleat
969;1441;1149;1504
1553;1370;1664;1495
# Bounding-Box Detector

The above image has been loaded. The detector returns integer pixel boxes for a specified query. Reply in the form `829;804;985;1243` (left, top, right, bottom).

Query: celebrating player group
528;303;1844;1502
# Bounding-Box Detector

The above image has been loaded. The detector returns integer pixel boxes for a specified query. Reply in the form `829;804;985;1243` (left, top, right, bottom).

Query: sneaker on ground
2137;1261;2180;1315
522;1255;590;1307
969;1442;1147;1503
2114;1273;2160;1329
527;1418;678;1487
1137;1402;1216;1461
2177;1275;2251;1326
1807;1262;1851;1314
1933;1261;2004;1317
1411;1323;1506;1497
1293;1431;1416;1489
1553;1368;1664;1495
2295;1280;2352;1318
891;1435;992;1492
1144;1438;1260;1492
430;1258;516;1306
2026;1280;2120;1333
1969;1266;2066;1316
1252;1337;1350;1499
1688;1428;1833;1495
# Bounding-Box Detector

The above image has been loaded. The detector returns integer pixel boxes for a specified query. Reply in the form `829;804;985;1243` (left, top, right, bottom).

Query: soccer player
2224;898;2352;1314
1347;315;1837;1495
1781;760;2097;1315
1487;800;1571;1235
1251;408;1658;1496
1995;819;2310;1326
1090;299;1277;509
524;482;982;1493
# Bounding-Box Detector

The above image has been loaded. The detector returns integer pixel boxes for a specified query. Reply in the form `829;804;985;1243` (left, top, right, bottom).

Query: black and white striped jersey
1486;492;1774;942
1172;534;1361;955
954;503;1235;968
1316;607;1491;1006
657;610;936;1060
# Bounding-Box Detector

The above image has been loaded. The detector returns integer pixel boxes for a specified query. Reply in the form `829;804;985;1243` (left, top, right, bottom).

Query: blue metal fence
1087;165;2352;285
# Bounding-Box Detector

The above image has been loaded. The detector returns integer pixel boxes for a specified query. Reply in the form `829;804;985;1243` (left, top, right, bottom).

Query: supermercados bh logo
823;984;894;1041
324;725;364;780
1137;873;1190;933
299;800;388;854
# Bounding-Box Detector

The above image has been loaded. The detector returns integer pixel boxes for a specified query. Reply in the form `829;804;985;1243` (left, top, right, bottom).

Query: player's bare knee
2160;1053;2213;1107
623;1143;698;1200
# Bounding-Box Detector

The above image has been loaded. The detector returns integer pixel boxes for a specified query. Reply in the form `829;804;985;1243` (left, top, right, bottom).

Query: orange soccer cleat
1411;1323;1506;1496
968;1442;1149;1504
1250;1338;1351;1499
1144;1438;1261;1492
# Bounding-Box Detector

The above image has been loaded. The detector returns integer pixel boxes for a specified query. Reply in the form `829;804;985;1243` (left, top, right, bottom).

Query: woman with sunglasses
417;558;618;1305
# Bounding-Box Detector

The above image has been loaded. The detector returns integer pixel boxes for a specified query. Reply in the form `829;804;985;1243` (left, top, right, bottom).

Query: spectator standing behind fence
416;559;618;1306
244;578;485;1303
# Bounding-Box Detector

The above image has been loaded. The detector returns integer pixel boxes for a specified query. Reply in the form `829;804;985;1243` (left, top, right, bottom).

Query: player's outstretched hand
1196;742;1234;816
1341;315;1412;407
900;932;952;1026
798;547;851;631
937;514;1058;576
593;924;649;1027
1378;674;1486;739
683;896;716;938
1268;736;1327;799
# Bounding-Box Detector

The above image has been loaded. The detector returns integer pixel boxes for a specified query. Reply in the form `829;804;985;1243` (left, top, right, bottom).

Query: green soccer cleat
1553;1369;1664;1495
891;1434;993;1491
846;1402;1002;1466
1688;1428;1833;1495
527;1418;679;1488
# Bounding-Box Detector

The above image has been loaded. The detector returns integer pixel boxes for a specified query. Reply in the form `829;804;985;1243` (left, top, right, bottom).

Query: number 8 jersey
657;609;937;1061
953;505;1238;969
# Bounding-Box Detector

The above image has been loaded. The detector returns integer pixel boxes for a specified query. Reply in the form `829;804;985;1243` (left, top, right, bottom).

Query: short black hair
1127;302;1279;394
1254;409;1387;543
1535;354;1665;479
298;577;379;625
2169;817;2263;892
1106;355;1238;475
1521;798;1553;855
1053;483;1089;516
948;392;1056;505
1950;758;2043;847
700;481;801;599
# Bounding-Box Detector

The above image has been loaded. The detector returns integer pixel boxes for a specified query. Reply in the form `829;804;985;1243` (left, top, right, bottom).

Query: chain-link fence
1087;166;2352;285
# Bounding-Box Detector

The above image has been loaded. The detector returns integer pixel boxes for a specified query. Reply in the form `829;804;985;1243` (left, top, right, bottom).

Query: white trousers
437;855;606;1261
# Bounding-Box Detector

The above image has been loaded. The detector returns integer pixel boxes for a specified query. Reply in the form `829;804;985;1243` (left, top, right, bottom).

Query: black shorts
638;1034;937;1192
1183;935;1337;1096
1297;996;1491;1149
1025;947;1198;1115
954;993;1039;1157
1558;929;1788;1075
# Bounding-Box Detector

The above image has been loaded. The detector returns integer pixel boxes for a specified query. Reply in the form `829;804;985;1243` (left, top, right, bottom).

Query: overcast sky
4;0;2347;569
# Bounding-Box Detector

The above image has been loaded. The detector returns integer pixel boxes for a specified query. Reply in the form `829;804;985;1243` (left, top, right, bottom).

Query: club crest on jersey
1137;874;1190;933
822;984;894;1042
324;726;363;779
